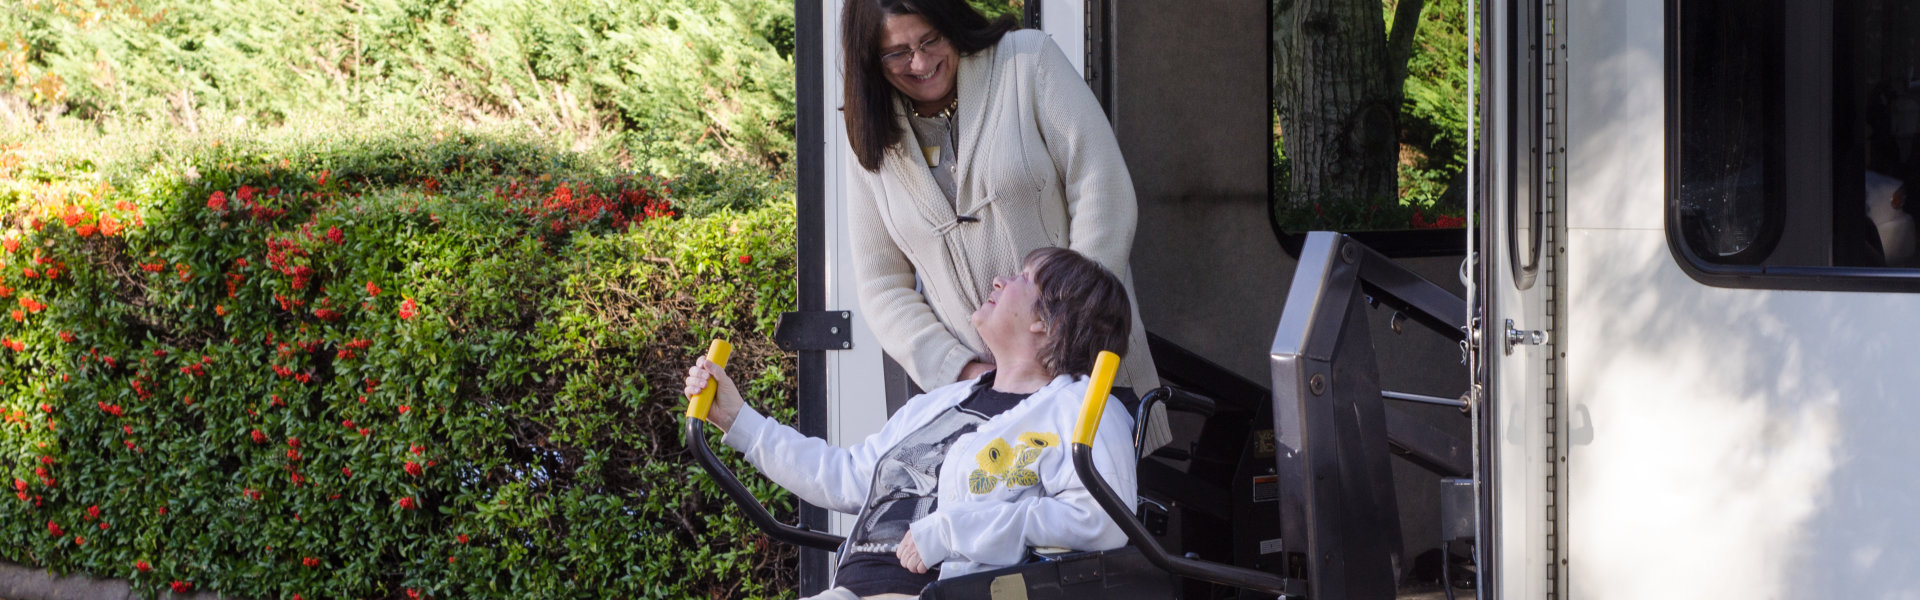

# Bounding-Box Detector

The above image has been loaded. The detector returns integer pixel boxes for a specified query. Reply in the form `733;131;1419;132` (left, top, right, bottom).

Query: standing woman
841;0;1163;443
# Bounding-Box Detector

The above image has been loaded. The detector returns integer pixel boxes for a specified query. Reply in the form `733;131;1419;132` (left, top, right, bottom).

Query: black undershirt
834;379;1032;596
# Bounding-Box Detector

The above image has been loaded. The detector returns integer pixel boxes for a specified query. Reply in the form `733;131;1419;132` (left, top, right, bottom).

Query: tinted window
1673;0;1920;280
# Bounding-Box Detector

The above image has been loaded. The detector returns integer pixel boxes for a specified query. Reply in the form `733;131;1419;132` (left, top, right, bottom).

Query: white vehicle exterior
800;0;1920;597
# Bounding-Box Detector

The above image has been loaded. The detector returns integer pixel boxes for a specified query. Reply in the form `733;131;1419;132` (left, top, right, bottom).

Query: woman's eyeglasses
881;35;948;71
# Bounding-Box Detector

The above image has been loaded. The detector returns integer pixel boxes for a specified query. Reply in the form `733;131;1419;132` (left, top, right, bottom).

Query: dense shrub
0;126;801;599
0;0;795;171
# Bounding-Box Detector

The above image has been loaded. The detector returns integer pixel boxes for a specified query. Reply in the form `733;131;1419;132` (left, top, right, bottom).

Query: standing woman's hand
684;358;746;431
959;360;995;381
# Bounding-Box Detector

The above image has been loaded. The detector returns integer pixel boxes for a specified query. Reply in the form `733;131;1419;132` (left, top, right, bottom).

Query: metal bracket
1503;318;1547;355
1057;552;1104;585
773;311;853;351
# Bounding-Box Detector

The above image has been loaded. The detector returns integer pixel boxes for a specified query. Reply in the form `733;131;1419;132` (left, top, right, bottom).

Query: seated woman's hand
684;358;746;431
896;531;930;574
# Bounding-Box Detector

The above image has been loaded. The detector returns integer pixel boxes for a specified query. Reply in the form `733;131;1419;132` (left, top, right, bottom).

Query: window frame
1664;0;1920;293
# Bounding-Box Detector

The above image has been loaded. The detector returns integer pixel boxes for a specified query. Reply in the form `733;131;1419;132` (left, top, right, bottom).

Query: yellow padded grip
1072;351;1121;447
686;339;733;420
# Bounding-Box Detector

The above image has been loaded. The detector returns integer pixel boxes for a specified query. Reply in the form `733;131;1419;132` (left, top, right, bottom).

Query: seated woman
684;247;1139;600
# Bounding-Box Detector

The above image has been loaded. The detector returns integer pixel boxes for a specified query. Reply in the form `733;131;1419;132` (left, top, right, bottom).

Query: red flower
251;429;267;444
170;580;192;593
207;191;228;211
237;185;256;202
4;339;23;352
88;505;99;520
327;226;343;245
398;405;411;415
399;298;417;320
398;496;416;510
13;479;24;492
74;535;84;545
407;589;421;600
404;461;423;477
316;170;329;185
314;308;340;321
123;425;132;435
456;533;469;544
157;506;166;515
409;444;424;455
99;521;109;530
366;281;381;296
287;437;300;448
1;239;14;253
342;419;355;428
341;467;353;478
22;268;37;279
215;304;228;316
358;428;370;436
302;556;319;568
739;254;752;264
57;331;73;343
135;560;150;572
9;310;21;322
47;521;61;536
287;448;302;461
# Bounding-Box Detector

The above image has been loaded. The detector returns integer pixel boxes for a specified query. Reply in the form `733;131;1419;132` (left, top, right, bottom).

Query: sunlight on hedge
0;124;801;599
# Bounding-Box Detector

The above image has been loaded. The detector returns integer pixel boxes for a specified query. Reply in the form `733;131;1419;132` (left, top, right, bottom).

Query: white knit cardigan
846;29;1161;399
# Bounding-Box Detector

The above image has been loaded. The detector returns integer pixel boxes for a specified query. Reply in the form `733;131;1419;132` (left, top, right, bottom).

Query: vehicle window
1673;0;1920;281
1271;0;1472;237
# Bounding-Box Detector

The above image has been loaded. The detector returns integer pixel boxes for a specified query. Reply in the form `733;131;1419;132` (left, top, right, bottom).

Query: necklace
939;94;958;120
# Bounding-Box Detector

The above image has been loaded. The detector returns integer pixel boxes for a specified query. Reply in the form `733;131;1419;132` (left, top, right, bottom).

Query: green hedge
0;127;802;599
2;0;795;171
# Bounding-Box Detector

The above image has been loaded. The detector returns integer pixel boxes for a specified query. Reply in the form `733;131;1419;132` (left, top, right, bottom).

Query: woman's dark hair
1025;247;1131;378
842;0;1017;171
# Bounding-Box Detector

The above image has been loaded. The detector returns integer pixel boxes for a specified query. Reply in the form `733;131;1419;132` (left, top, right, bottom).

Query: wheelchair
686;233;1476;600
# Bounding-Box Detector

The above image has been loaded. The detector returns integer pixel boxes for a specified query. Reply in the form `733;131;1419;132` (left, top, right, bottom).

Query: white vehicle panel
1565;0;1920;597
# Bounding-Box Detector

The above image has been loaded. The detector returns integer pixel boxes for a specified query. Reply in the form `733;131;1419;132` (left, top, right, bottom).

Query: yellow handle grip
1072;351;1121;447
686;339;734;420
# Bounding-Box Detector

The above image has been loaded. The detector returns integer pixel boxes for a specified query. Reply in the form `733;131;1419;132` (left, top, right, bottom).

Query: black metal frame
794;0;832;592
1072;443;1304;597
1269;232;1473;600
684;417;845;551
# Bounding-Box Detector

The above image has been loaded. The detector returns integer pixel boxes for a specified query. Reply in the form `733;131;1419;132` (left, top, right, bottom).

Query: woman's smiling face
879;13;957;111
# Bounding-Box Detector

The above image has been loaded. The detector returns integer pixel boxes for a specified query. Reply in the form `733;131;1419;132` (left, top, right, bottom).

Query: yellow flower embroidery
977;438;1014;476
1018;432;1060;450
1016;447;1041;468
971;434;1062;494
968;469;998;495
1008;468;1040;488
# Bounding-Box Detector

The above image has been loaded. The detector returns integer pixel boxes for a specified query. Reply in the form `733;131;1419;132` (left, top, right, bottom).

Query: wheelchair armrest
684;417;845;552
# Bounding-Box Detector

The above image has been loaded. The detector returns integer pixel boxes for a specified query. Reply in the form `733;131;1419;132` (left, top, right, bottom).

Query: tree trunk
1274;0;1401;208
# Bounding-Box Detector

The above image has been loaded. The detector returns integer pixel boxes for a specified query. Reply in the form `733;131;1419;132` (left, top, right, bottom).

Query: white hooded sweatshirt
720;373;1139;579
